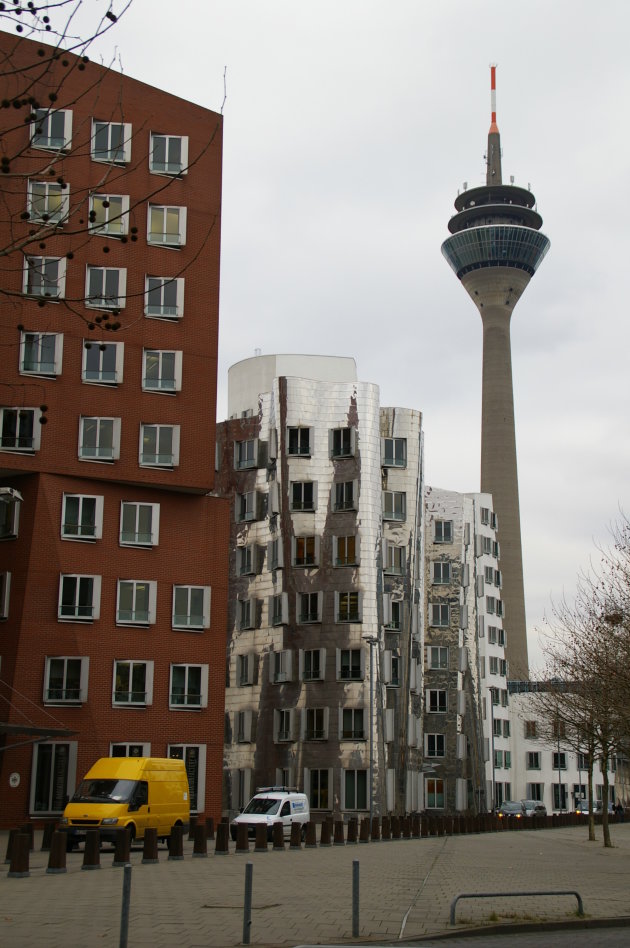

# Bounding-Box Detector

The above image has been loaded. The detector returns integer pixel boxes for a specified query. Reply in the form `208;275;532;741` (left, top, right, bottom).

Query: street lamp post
362;634;378;823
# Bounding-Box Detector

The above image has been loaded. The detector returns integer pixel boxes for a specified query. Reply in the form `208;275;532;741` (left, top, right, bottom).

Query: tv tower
441;66;550;679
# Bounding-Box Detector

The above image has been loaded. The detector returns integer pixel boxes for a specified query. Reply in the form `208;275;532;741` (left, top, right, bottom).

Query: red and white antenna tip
489;63;499;134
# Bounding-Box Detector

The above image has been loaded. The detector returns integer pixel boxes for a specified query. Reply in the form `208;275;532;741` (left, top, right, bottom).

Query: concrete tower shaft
440;68;550;680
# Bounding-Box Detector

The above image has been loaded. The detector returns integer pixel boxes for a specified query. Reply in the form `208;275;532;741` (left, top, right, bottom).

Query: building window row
236;429;406;469
267;707;367;743
236;485;406;522
238;590;363;629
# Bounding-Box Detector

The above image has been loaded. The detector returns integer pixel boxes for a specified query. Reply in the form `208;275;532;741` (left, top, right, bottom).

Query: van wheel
127;824;136;844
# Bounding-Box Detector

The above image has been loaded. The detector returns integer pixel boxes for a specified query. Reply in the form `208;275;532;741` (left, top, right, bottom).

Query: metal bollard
319;820;332;847
47;830;67;874
82;829;101;870
205;817;215;840
289;821;302;851
370;816;380;841
188;814;198;841
305;821;317;849
4;828;18;865
215;821;229;855
20;823;34;851
8;833;30;878
41;820;57;851
352;859;359;937
236;822;249;854
119;863;132;948
243;861;253;945
193;822;208;857
359;817;370;843
254;823;268;853
381;816;391;840
113;827;131;867
168;824;184;861
142;827;159;864
347;817;358;844
333;820;345;846
272;822;284;851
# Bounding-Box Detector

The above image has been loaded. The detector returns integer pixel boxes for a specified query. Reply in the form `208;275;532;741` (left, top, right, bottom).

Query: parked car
496;801;526;820
521;800;547;818
230;787;310;841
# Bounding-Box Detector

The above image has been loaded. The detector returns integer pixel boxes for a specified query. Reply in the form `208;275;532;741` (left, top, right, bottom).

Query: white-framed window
237;544;256;576
430;602;450;627
305;767;331;810
236;653;256;687
139;423;180;468
342;769;368;810
383;651;401;687
383;490;405;521
91;120;132;163
334;480;356;512
329;427;356;458
150;133;188;175
236;490;265;523
61;494;104;541
340;707;365;740
238;597;256;631
23;256;66;299
89;193;129;237
336;648;364;681
299;648;325;682
234;438;258;470
169;664;208;709
111;743;150;758
142;349;183;394
43;656;89;704
82;340;124;384
489;655;499;675
168;745;206;813
58;574;101;622
434;520;453;543
293;535;319;567
120;501;160;547
85;266;126;309
269;649;293;684
274;709;294;743
382;437;406;468
27;180;69;224
19;331;63;376
297;591;321;623
384;542;405;575
287;426;311;456
0;490;21;539
427;645;448;669
116;580;157;626
303;707;329;741
432;561;451;584
336;590;361;622
172;585;211;631
78;416;121;461
290;481;316;512
236;709;253;743
552;752;567;770
425;777;445;809
269;592;288;626
30;741;77;815
268;536;283;570
144;276;184;319
0;572;11;619
147;205;187;247
527;752;540;770
426;689;447;713
30;108;72;151
383;595;402;631
494;749;504;769
425;733;446;758
334;534;359;566
113;660;154;706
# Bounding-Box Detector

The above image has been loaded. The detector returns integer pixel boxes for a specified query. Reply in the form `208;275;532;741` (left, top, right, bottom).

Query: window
553;783;568;810
425;777;445;809
144;277;184;319
20;331;63;376
527;752;540;770
382;437;406;468
489;656;499;675
89;193;129;236
270;593;287;626
298;592;320;623
552;752;567;771
61;494;103;541
172;586;210;631
343;769;367;810
341;708;364;740
31;742;76;814
336;591;361;622
150;133;188;174
91;120;131;163
112;743;149;758
308;768;330;809
434;520;453;543
330;427;355;458
480;507;490;525
384;543;405;575
552;720;566;740
236;710;253;743
293;535;317;566
82;340;124;384
577;752;589;770
274;709;293;742
383;491;405;521
85;266;126;310
487;625;497;644
493;718;502;737
304;708;328;740
334;534;358;566
237;653;255;686
113;660;153;705
168;746;205;813
384;598;402;631
139;423;180;467
237;491;259;523
503;720;510;738
27;180;69;224
30;108;72;150
268;537;283;571
238;598;255;631
490;687;500;706
504;751;512;770
337;648;363;681
494;750;504;769
426;689;447;713
287;427;311;456
43;657;88;704
432;561;451;584
427;646;448;670
498;627;506;646
234;439;258;470
0;489;20;539
116;580;156;626
120;501;159;547
237;544;256;576
58;574;100;622
170;664;208;708
147;205;187;247
23;256;65;299
301;648;325;682
291;481;315;511
430;602;450;627
425;734;446;758
270;650;293;684
334;481;356;511
0;572;11;619
78;417;120;461
388;653;401;687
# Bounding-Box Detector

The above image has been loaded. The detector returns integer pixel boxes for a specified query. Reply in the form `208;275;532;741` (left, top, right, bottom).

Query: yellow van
60;757;189;848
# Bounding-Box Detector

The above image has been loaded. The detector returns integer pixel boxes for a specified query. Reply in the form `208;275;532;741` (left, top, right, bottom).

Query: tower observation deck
441;67;550;679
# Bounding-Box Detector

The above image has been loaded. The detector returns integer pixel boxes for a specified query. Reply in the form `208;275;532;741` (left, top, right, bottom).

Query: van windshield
71;779;136;804
242;797;281;815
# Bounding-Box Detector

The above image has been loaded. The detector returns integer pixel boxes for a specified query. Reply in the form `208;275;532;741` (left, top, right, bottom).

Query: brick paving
1;823;630;947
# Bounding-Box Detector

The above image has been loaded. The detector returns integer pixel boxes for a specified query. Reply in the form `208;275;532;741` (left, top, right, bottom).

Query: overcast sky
81;0;629;671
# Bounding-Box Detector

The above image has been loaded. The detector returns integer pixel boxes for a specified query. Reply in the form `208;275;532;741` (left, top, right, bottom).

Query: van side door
279;800;292;837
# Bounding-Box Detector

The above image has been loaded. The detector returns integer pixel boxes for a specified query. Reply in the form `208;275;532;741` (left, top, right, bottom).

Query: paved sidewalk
1;824;630;947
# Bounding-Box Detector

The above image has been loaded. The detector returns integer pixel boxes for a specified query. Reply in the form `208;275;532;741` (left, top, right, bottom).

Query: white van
230;787;309;841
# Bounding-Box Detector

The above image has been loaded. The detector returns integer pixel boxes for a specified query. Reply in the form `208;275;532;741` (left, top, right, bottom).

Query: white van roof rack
255;785;298;793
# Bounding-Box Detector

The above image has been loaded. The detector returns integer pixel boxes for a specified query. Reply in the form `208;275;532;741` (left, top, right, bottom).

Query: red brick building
0;34;229;826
